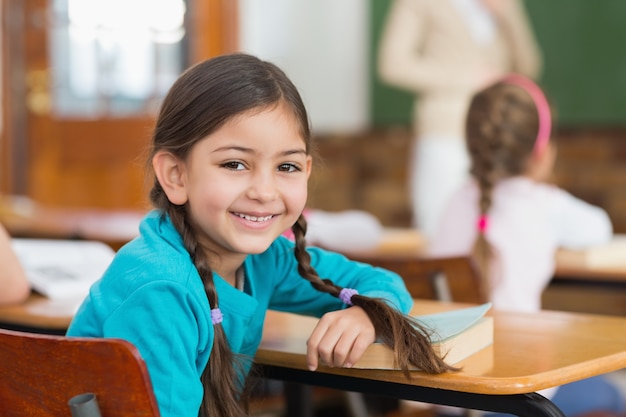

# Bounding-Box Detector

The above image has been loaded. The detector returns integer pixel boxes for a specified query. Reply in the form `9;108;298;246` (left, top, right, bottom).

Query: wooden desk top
5;294;626;397
355;228;626;282
0;294;81;331
553;264;626;281
0;196;145;251
258;300;626;395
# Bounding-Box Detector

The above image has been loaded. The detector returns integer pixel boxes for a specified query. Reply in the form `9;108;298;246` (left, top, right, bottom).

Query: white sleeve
547;186;612;249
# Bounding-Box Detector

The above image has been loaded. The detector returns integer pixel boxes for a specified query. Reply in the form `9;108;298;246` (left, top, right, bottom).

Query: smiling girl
66;53;454;417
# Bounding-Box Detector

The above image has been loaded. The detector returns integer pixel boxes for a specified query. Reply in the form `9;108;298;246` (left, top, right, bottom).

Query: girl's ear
526;142;556;182
305;155;313;179
152;151;189;205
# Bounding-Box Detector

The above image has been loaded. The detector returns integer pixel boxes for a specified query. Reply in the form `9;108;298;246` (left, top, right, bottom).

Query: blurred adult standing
378;0;542;239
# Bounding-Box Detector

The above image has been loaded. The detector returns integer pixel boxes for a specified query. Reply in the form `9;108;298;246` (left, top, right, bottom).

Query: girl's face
163;103;311;261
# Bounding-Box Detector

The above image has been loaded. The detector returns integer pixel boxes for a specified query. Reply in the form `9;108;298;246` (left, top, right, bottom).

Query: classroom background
1;0;626;231
4;2;626;416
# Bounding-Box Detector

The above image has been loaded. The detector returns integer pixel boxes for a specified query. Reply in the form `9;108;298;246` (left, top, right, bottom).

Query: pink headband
502;74;552;156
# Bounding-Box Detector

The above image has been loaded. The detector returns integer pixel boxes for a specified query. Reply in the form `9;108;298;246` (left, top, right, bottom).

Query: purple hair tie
339;288;359;305
211;308;223;325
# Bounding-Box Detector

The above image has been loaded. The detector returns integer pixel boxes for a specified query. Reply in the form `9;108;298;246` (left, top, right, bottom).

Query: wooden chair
346;254;484;303
0;328;160;416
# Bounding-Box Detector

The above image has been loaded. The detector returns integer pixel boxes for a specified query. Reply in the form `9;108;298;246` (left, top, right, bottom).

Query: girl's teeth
237;213;272;222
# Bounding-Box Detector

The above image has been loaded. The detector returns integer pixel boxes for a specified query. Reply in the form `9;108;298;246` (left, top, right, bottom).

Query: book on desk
11;238;115;299
353;303;493;369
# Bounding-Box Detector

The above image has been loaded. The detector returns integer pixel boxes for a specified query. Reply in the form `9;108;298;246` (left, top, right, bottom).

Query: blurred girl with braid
428;74;624;417
67;53;455;417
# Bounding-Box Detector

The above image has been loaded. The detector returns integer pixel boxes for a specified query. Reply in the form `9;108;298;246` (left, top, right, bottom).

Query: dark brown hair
148;53;455;417
465;79;549;297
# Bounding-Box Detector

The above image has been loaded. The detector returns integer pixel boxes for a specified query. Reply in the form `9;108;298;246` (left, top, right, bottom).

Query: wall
238;0;369;134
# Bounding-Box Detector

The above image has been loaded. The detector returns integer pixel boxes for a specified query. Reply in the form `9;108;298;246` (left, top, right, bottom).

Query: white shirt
428;176;612;313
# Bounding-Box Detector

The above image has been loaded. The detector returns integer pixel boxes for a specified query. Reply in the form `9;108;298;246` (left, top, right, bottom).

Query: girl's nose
246;171;278;202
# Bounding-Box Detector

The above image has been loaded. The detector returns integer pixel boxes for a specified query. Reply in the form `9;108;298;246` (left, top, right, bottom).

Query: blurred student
378;0;542;239
0;223;31;305
428;75;624;417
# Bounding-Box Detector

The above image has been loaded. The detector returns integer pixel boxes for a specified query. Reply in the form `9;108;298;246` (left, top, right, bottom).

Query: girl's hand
306;306;376;371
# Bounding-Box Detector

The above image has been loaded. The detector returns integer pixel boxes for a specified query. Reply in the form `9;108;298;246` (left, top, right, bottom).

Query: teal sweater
66;210;412;417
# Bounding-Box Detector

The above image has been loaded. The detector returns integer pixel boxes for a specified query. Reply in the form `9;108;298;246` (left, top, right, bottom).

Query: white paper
11;238;115;299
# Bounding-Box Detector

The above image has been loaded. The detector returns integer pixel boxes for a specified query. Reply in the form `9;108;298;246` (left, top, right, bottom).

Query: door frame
0;0;238;202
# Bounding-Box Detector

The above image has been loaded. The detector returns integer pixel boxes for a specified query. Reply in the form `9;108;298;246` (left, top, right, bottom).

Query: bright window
50;0;187;117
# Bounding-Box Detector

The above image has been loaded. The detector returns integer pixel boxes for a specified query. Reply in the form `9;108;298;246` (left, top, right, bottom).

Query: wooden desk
346;227;427;258
4;296;626;416
545;263;626;317
258;300;626;417
352;227;626;280
546;239;626;315
348;228;626;316
554;262;626;282
0;196;144;251
0;294;80;335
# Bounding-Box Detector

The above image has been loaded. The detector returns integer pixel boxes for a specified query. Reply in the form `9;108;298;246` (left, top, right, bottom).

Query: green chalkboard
369;0;626;127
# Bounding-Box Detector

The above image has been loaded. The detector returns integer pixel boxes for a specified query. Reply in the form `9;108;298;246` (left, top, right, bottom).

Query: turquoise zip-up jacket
66;210;413;417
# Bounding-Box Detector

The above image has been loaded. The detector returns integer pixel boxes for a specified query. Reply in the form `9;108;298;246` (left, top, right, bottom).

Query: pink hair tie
477;215;489;233
502;74;552;157
339;288;358;305
211;308;223;325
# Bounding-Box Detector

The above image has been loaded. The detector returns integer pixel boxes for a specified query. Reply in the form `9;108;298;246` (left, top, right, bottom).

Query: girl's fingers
326;329;358;367
306;329;322;370
306;308;376;370
307;314;344;370
343;334;374;368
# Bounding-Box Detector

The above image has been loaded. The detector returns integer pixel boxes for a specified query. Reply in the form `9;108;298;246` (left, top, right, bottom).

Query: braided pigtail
470;159;496;302
466;79;543;300
467;107;497;300
167;206;249;417
291;215;457;377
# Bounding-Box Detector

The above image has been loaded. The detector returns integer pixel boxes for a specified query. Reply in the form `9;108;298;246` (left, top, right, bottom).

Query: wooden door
2;0;237;211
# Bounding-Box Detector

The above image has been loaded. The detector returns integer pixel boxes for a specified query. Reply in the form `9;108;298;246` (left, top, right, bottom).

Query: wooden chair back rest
347;254;484;303
0;328;160;416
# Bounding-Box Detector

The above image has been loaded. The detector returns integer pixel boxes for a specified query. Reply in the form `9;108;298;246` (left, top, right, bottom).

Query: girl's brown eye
222;161;246;171
278;163;299;172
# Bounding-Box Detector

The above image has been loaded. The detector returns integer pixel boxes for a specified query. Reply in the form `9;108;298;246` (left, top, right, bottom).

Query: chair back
0;328;160;416
347;254;484;303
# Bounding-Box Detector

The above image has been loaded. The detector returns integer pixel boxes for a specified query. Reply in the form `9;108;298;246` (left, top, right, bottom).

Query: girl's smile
232;212;275;223
231;211;278;230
